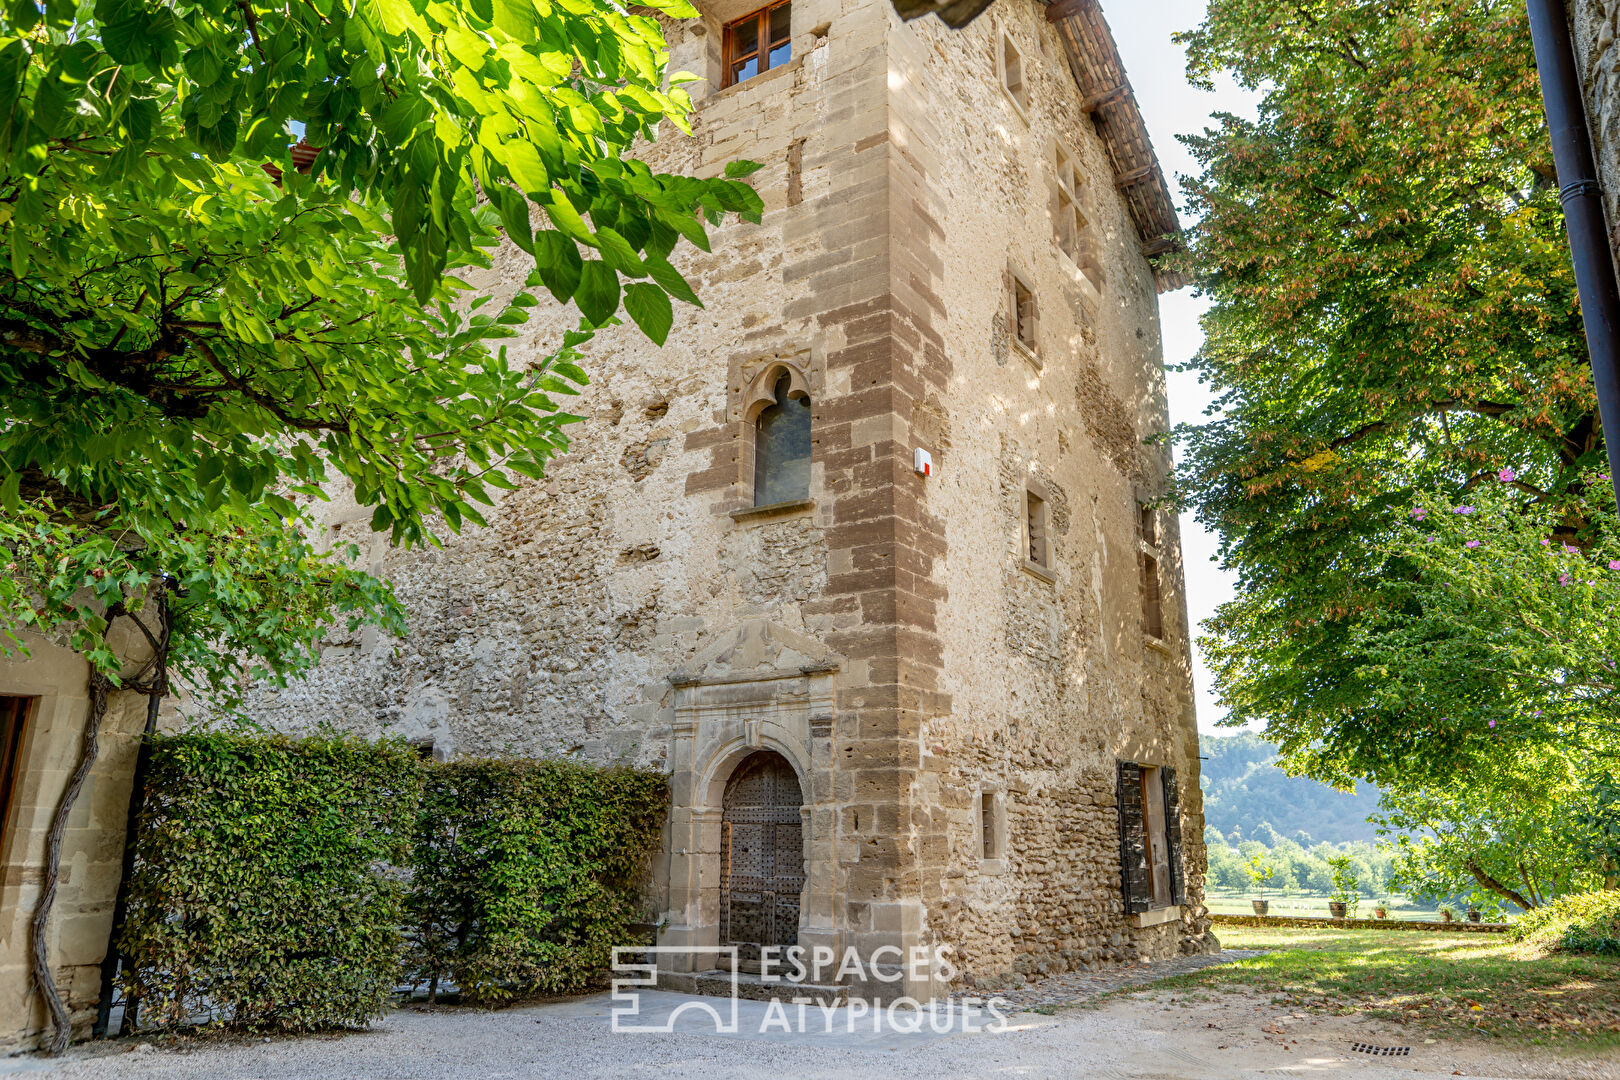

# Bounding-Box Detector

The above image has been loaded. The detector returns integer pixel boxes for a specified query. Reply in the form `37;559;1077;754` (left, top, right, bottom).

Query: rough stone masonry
241;0;1214;1000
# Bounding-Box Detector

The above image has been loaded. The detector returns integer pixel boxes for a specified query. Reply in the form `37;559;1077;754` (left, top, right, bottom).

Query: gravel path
4;951;1608;1080
966;949;1270;1011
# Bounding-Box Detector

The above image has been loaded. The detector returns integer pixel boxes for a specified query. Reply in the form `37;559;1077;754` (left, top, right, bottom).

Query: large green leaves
1176;0;1592;784
0;0;763;694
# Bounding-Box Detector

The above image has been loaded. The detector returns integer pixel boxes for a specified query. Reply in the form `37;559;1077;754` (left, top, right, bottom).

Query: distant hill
1197;732;1384;845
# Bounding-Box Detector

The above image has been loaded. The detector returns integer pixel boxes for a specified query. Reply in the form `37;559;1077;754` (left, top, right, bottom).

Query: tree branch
1464;856;1535;911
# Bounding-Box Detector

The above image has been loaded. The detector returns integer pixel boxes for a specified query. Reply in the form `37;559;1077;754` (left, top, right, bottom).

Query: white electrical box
914;448;933;477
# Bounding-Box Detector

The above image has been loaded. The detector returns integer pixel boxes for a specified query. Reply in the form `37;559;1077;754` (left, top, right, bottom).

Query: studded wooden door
720;751;804;961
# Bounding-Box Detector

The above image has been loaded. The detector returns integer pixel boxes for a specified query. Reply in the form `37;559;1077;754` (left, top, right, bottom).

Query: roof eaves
1041;0;1188;293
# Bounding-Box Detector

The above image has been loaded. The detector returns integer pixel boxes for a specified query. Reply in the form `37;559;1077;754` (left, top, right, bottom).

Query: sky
1105;2;1261;733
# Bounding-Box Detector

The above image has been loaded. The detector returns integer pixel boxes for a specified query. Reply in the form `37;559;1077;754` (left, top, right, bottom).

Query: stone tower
246;0;1212;999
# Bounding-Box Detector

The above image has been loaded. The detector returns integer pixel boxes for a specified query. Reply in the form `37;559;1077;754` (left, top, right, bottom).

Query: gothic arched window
752;372;811;506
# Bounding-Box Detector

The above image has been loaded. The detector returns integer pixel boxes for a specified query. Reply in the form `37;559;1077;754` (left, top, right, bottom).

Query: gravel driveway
4;953;1610;1080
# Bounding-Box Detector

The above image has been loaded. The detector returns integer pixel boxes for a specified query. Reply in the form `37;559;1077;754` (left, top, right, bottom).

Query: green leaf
574;261;620;325
622;282;672;345
724;160;764;179
531;231;583;303
643;254;700;307
592;227;644;277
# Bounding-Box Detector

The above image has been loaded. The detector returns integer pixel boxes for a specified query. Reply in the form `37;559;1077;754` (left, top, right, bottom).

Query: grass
1204;887;1444;920
1147;924;1620;1049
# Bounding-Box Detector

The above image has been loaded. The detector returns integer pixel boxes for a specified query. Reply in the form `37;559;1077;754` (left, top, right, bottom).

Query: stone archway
720;750;804;963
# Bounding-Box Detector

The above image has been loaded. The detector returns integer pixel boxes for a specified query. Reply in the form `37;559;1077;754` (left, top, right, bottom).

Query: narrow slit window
1001;34;1028;113
753;372;811;506
1012;275;1036;353
724;1;792;89
980;791;1003;860
1025;488;1049;569
1139;504;1157;548
1141;552;1163;639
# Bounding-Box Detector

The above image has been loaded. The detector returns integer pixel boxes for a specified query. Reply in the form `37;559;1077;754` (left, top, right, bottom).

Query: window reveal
752;371;811;506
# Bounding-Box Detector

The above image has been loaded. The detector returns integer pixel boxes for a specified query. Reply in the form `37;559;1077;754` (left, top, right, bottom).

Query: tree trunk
30;671;113;1054
1464;857;1535;912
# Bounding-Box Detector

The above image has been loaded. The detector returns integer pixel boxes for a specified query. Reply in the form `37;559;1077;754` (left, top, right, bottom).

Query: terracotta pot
1441;910;1455;923
1374;908;1388;920
1329;901;1348;918
1252;900;1270;915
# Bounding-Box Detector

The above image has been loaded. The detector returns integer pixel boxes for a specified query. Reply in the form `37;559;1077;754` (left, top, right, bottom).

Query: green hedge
120;733;420;1032
1512;890;1620;955
407;759;668;1003
119;734;668;1031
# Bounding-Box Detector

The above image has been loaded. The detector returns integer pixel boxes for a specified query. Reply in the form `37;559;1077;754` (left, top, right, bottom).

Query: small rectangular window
1140;552;1163;639
1000;33;1028;114
723;1;792;89
1012;275;1036;353
1139;504;1158;548
981;792;997;859
1025;488;1049;569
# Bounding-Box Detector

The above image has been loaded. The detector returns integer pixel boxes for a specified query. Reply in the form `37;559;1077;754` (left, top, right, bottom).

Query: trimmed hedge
1512;890;1620;955
119;734;668;1032
120;733;420;1032
407;760;668;1003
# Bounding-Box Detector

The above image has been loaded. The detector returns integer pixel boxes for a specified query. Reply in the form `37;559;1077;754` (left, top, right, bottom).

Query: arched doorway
720;750;804;963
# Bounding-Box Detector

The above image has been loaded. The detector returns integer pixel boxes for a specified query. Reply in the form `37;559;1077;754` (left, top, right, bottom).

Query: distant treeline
1203;823;1394;898
1200;732;1383;845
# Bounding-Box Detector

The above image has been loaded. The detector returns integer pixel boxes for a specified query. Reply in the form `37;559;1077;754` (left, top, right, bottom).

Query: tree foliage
1174;0;1598;783
121;732;422;1032
0;0;763;688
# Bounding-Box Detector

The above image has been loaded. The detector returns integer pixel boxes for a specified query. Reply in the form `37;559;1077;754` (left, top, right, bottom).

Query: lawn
1204;886;1444;920
1147;924;1620;1048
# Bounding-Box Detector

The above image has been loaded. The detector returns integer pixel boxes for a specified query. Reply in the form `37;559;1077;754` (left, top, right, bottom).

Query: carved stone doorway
720;750;804;964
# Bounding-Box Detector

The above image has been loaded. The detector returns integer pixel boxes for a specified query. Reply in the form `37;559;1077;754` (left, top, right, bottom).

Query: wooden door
720;751;804;962
0;697;31;854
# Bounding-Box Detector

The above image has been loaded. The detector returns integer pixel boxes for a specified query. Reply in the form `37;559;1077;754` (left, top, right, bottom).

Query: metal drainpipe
1526;0;1620;507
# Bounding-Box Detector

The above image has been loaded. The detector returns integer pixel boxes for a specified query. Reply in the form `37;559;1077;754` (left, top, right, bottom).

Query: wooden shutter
1115;760;1151;913
1163;766;1186;906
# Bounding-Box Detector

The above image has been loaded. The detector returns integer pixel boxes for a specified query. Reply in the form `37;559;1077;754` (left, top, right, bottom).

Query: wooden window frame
1010;271;1037;356
998;31;1029;119
1052;142;1102;287
722;0;792;90
1025;487;1049;569
1140;551;1164;640
1116;760;1186;914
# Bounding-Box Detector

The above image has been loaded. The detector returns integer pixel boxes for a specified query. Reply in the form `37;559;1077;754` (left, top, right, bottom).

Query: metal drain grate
1350;1043;1412;1056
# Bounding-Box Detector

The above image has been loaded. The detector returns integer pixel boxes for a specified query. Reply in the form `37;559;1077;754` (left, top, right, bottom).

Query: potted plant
1244;854;1276;915
1467;906;1483;923
1439;904;1456;924
1374;904;1389;920
1326;854;1360;920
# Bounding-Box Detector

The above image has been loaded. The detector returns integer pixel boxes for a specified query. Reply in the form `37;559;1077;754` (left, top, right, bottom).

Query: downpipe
1526;0;1620;507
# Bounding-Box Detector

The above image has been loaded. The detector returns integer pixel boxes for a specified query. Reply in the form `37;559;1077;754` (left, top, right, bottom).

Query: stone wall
0;625;157;1050
1572;0;1620;267
238;0;1206;994
890;2;1210;983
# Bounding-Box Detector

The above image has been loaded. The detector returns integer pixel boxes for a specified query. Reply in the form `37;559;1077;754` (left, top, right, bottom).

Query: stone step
658;968;848;1006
